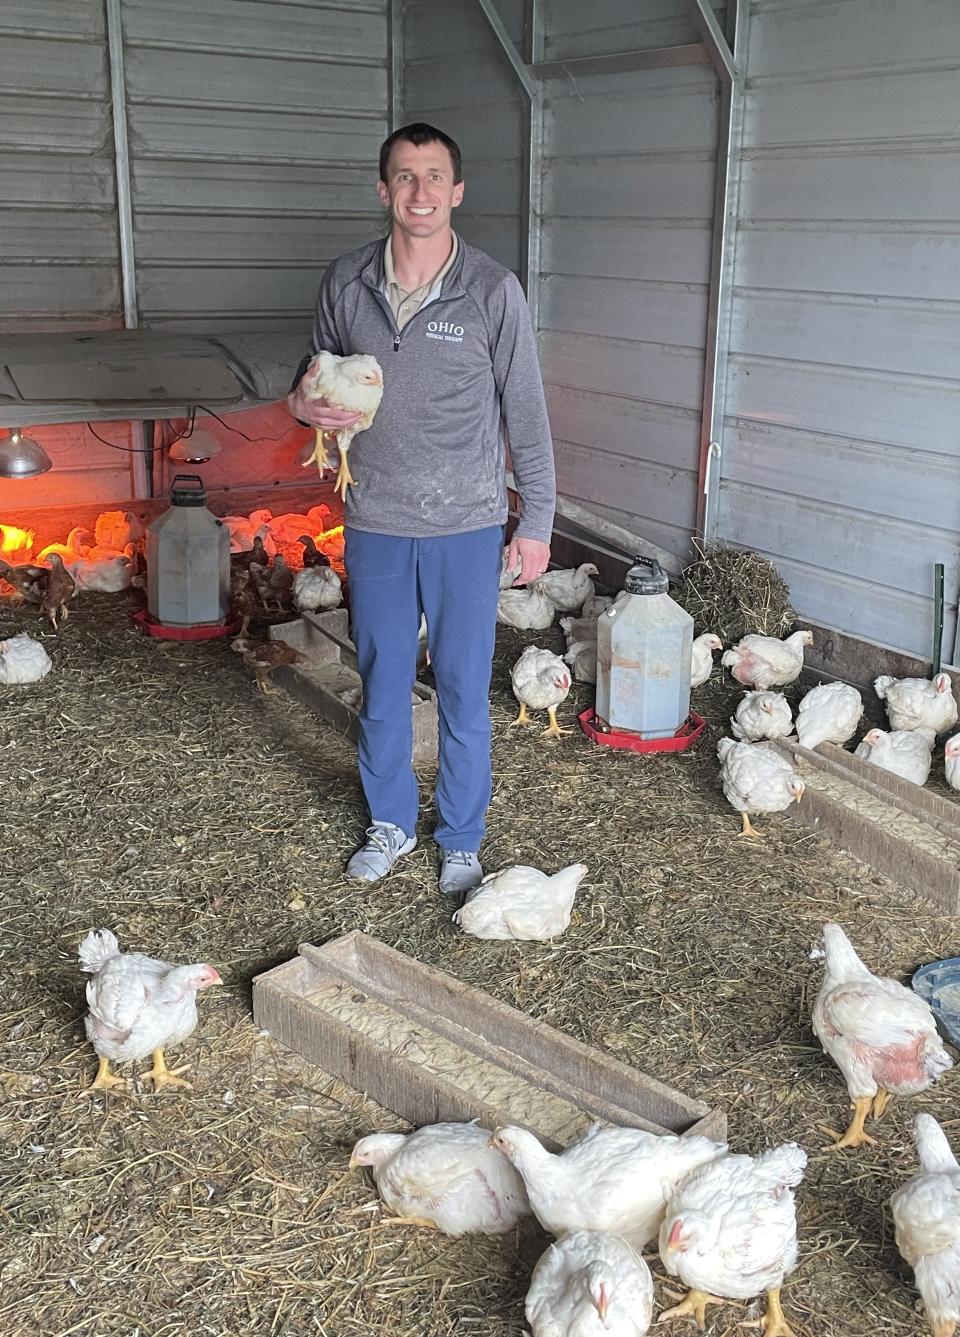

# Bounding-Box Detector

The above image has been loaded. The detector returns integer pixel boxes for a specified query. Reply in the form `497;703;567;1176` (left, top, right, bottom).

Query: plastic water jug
146;474;229;626
595;556;693;740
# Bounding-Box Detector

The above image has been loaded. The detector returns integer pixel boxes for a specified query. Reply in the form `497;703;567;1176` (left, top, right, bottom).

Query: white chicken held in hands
812;923;952;1150
730;691;793;743
0;633;52;685
891;1114;960;1337
536;563;599;614
722;630;813;690
717;738;804;837
875;673;958;735
453;862;588;941
349;1121;530;1235
659;1143;806;1337
79;929;221;1093
795;681;862;751
526;1231;654;1337
489;1124;727;1249
690;632;723;688
855;726;935;786
510;645;572;738
298;350;384;501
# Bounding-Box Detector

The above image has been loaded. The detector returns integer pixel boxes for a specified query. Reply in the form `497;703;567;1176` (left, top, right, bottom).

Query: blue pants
344;525;503;851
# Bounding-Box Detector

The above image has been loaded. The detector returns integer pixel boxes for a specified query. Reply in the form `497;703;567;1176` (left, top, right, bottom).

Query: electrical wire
84;403;294;453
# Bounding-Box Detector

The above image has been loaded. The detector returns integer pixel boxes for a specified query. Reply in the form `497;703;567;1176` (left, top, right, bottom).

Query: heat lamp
0;429;53;479
168;427;222;465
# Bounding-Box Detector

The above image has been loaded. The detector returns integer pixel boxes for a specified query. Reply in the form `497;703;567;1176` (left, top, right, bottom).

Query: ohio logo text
425;320;464;343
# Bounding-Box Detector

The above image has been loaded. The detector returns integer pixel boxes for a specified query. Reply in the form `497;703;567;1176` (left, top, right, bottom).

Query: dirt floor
1;590;958;1337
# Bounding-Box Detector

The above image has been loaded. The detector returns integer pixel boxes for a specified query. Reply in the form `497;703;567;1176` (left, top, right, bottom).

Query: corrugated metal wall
717;0;960;660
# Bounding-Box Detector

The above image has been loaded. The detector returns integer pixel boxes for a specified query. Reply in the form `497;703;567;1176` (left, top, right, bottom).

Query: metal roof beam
531;43;710;78
688;0;737;82
475;0;537;101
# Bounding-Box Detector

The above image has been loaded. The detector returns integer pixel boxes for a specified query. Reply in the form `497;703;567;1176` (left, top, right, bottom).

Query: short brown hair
379;123;463;185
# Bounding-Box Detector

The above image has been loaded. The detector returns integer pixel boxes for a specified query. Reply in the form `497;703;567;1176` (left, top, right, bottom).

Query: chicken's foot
739;1288;797;1337
932;1321;957;1337
334;443;356;502
542;706;573;739
822;1096;878;1150
255;671;278;695
143;1049;192;1093
379;1215;439;1230
871;1088;892;1120
659;1288;723;1329
82;1055;127;1094
739;812;761;838
509;702;533;729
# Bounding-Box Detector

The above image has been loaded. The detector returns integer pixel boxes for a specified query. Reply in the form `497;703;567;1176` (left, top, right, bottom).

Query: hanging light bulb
168;427;222;464
0;428;53;479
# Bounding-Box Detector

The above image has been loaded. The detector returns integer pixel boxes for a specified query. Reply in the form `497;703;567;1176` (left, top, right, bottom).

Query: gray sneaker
346;822;417;882
439;849;484;900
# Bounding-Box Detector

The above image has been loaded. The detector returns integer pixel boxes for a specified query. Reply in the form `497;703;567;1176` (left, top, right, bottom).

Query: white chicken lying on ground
72;554;133;593
536;563;599;613
876;672;958;735
79;929;221;1093
298;350;384;501
855;726;935;786
659;1143;807;1337
0;633;52;685
891;1114;960;1337
526;1231;654;1337
453;862;588;940
945;734;960;792
812;923;952;1150
510;645;572;737
349;1122;530;1235
292;565;342;613
690;632;723;688
795;681;863;751
489;1124;727;1248
716;738;805;836
722;630;813;689
730;691;793;742
498;583;555;630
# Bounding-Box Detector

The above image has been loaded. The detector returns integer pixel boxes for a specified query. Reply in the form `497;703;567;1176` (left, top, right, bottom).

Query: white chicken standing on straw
489;1124;727;1249
298;350;384;502
812;923;952;1150
875;672;958;735
453;862;588;940
722;630;813;690
510;644;572;738
690;632;723;688
79;929;221;1093
717;738;804;836
659;1142;806;1337
0;633;52;685
349;1121;530;1235
526;1231;654;1337
891;1113;960;1337
795;681;862;751
730;690;793;743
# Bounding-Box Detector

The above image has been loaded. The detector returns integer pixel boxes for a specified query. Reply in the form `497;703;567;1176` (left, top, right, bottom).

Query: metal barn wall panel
402;0;526;275
122;0;389;332
717;0;960;660
0;1;121;331
539;38;719;559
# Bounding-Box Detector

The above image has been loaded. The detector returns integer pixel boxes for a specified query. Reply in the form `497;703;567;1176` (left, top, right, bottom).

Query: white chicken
95;509;143;550
223;515;277;557
499;547;523;589
854;726;935;786
891;1113;960;1337
498;583;556;631
716;738;805;836
812;922;952;1150
795;681;862;751
659;1143;806;1337
581;593;613;619
730;691;793;743
722;630;813;690
526;1231;654;1337
536;563;600;614
79;929;220;1093
298;350;384;501
489;1124;727;1248
690;632;723;688
876;673;958;735
559;613;597;649
292;564;342;613
564;640;597;685
349;1121;530;1235
72;554;133;593
453;862;588;940
510;645;572;738
945;734;960;792
0;633;52;685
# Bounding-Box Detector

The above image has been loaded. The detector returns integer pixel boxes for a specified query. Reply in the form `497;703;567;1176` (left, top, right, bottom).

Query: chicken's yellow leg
84;1055;126;1093
542;706;573;739
143;1048;193;1093
740;1288;797;1337
659;1288;723;1327
739;811;761;838
825;1096;877;1150
334;441;356;501
379;1215;440;1230
932;1321;957;1337
509;702;532;729
872;1087;892;1119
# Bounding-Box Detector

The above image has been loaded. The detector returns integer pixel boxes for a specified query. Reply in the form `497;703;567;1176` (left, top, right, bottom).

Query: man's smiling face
378;139;464;243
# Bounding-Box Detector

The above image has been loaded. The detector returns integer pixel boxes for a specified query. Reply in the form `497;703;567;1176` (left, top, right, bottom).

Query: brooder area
1;591;957;1337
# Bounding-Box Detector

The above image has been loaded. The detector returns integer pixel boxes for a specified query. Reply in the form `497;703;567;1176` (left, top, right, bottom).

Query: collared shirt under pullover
302;235;556;543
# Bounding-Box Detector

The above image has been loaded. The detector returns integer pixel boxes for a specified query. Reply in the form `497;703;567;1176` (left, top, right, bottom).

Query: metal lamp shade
0;430;53;479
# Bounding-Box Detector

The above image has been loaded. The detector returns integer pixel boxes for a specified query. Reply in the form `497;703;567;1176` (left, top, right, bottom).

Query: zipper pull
393;334;401;351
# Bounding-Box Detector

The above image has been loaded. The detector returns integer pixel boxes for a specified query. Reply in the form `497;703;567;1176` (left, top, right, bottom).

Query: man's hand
506;536;551;587
285;387;362;432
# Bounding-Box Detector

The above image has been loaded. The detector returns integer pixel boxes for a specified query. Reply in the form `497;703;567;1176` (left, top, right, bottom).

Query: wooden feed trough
253;932;726;1148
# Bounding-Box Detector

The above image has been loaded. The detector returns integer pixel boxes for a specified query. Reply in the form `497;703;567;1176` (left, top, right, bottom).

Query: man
287;122;556;899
